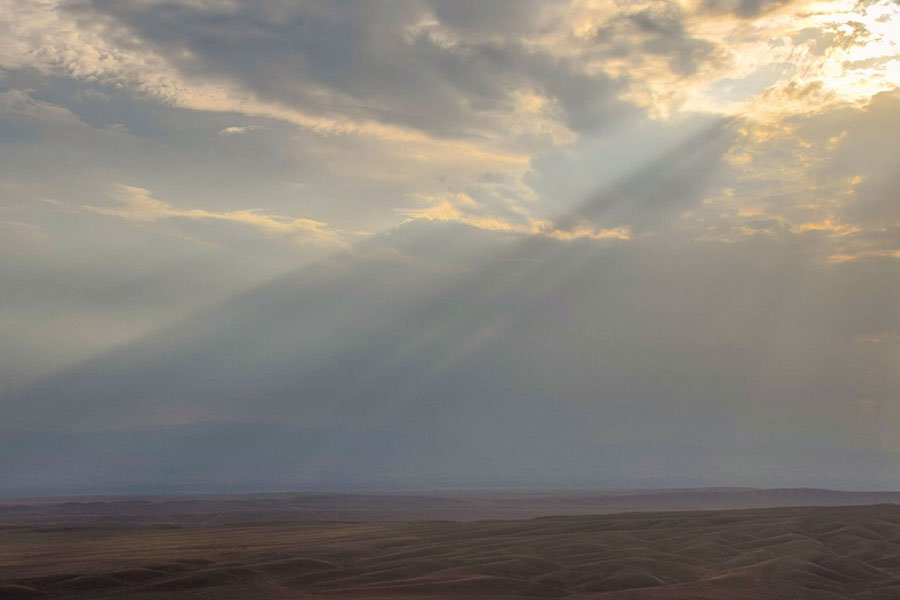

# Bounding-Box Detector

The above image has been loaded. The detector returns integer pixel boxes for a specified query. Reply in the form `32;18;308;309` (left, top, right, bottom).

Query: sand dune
3;502;900;598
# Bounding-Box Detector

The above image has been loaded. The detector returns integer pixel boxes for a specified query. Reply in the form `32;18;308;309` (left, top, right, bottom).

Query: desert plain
3;491;900;599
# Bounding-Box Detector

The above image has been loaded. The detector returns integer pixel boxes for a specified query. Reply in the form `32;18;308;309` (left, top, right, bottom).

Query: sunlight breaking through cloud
1;0;899;493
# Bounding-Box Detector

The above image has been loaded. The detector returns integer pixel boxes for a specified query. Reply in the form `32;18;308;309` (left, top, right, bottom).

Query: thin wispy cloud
217;125;266;136
85;184;355;247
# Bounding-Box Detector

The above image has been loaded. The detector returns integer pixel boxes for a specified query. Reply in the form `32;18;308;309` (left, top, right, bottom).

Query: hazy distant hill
3;488;900;525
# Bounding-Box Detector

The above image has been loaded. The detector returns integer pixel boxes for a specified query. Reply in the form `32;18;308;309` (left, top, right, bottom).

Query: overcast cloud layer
1;0;899;494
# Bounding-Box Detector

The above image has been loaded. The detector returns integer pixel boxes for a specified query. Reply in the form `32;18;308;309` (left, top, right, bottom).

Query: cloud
72;0;624;143
1;0;900;493
4;0;896;238
0;89;85;127
400;192;631;241
217;124;265;136
687;88;900;261
7;220;900;488
0;218;48;250
85;184;356;247
700;0;793;18
5;0;897;138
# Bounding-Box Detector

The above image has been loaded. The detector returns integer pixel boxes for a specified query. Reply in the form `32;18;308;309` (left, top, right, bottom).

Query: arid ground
3;493;900;599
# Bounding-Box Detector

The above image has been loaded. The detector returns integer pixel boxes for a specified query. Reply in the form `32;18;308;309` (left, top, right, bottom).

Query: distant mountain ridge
3;487;900;526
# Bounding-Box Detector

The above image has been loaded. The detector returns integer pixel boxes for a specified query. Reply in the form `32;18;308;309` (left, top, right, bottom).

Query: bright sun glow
823;0;900;99
670;0;900;120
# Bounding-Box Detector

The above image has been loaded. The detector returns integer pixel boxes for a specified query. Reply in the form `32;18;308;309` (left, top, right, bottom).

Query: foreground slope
3;504;900;599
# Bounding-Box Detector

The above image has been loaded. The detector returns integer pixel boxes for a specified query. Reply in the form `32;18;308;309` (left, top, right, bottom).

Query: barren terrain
3;497;900;599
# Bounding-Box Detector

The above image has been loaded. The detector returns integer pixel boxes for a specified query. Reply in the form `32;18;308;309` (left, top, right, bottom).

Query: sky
1;0;899;495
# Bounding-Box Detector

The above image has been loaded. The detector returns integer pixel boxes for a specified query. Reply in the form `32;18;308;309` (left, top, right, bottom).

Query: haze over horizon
1;0;899;496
